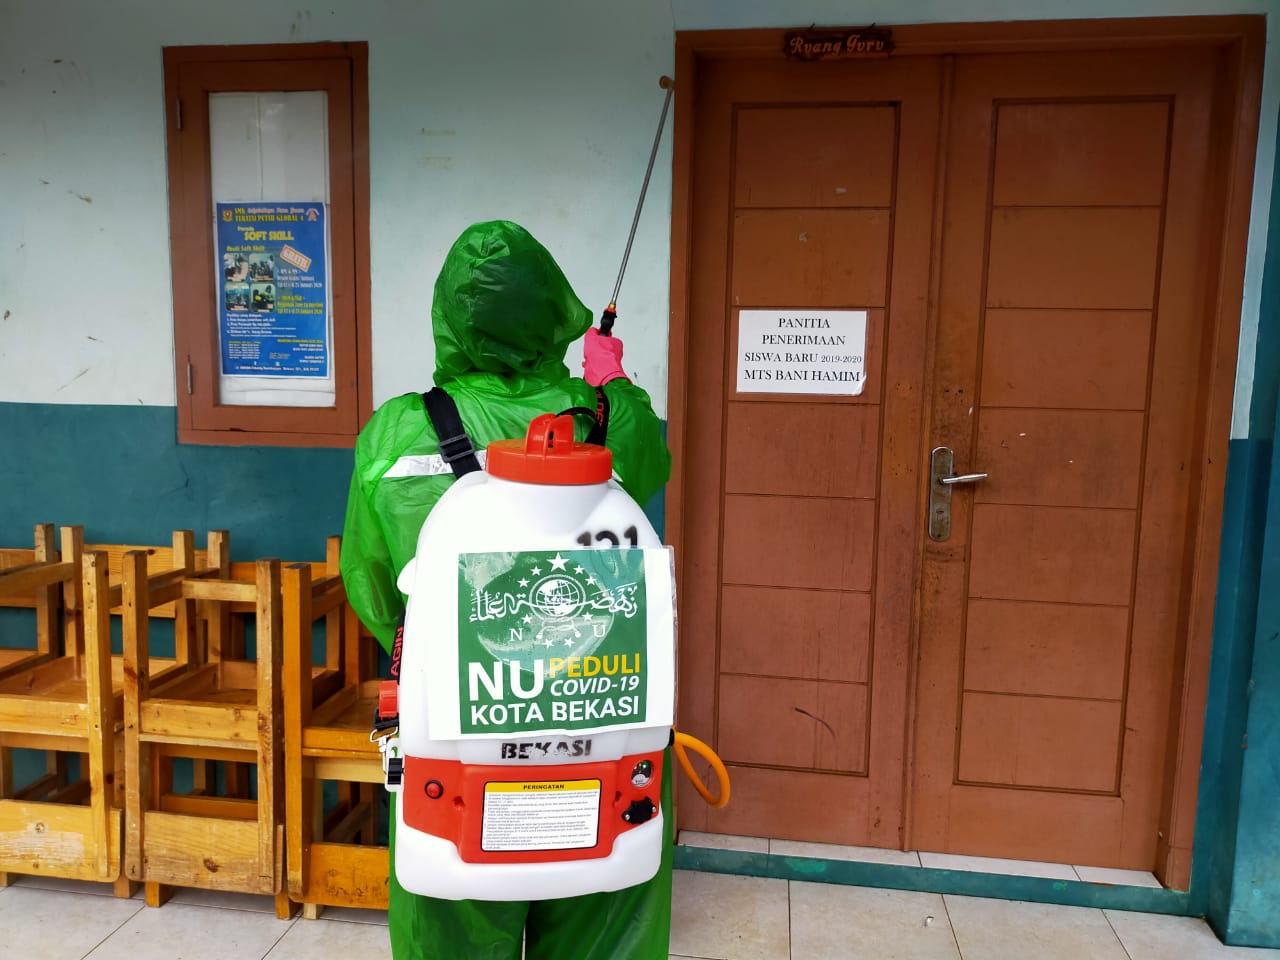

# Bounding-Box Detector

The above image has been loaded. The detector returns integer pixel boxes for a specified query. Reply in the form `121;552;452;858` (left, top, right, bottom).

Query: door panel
979;310;1152;409
679;55;941;845
719;674;869;773
720;586;871;683
732;209;891;306
722;496;875;590
991;100;1170;206
956;693;1122;791
912;48;1219;867
974;409;1145;508
968;504;1137;605
963;599;1129;699
986;207;1163;309
734;105;896;207
725;403;880;497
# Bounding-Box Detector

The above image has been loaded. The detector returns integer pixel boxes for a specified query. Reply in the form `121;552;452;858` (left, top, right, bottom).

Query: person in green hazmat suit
340;220;673;960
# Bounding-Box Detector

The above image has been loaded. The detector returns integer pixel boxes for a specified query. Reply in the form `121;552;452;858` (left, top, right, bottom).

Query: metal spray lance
598;75;674;336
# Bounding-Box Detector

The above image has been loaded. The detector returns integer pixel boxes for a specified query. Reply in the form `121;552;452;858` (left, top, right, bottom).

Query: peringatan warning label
481;779;601;852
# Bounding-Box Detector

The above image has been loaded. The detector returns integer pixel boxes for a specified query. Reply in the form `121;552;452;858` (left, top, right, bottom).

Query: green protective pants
388;749;674;960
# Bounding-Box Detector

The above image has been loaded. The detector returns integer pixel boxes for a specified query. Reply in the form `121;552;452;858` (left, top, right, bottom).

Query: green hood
431;220;593;385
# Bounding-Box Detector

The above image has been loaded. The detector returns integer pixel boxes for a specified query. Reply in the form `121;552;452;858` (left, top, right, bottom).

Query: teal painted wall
1198;139;1280;947
0;401;667;556
1225;415;1280;944
1195;436;1272;926
0;402;352;560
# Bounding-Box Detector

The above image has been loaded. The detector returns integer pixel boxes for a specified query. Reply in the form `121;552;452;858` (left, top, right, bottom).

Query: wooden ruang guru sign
783;26;894;60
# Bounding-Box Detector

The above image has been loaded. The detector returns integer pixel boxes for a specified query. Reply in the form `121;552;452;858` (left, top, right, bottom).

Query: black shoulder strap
421;386;482;478
559;386;611;446
587;385;610;446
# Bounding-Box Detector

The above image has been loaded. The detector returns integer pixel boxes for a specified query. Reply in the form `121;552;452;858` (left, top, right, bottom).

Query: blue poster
216;203;328;377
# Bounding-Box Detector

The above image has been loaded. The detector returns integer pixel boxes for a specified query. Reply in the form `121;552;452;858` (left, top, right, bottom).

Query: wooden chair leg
112;735;136;898
191;759;217;795
361;782;378;844
225;760;247;799
47;750;71;790
0;745;11;886
139;750;174;903
83;551;116;884
275;890;299;920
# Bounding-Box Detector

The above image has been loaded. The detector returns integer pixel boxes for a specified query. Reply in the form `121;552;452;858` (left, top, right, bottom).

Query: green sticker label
458;550;648;734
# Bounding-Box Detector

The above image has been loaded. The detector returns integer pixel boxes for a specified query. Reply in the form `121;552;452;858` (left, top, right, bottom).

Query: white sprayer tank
387;413;675;901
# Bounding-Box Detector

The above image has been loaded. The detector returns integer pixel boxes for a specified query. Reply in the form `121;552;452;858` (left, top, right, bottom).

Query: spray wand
598;75;675;337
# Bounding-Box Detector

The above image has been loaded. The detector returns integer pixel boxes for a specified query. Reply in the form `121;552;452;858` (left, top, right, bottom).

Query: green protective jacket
340;220;671;653
340;221;674;960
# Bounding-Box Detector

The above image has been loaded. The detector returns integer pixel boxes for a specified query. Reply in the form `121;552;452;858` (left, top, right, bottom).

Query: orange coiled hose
673;730;731;809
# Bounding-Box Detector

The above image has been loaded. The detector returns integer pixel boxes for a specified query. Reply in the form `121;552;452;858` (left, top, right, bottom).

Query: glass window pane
209;91;334;407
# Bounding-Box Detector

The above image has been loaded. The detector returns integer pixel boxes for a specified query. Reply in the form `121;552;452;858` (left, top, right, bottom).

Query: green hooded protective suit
341;221;673;960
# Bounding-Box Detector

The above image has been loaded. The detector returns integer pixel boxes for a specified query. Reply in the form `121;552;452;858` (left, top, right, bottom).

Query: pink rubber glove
582;327;629;386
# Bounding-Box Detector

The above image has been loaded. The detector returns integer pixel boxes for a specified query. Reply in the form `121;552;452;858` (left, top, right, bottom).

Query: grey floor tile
1074;866;1162;888
9;873;131;898
773;839;922;868
944;894;1128;959
791;882;961;959
668;869;790;960
1105;909;1280;958
679;830;770;854
0;886;142;960
303;904;389;925
920;852;1076;882
165;886;284;914
83;902;291;960
265;916;391;959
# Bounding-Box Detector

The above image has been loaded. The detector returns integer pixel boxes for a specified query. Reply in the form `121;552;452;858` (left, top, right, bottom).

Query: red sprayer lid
485;413;612;486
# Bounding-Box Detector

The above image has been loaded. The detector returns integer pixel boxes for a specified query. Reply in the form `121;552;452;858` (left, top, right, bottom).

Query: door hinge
175;98;183;131
185;359;193;395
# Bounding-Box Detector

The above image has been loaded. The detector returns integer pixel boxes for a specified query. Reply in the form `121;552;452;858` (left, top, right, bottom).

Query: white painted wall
0;0;1275;429
0;1;678;411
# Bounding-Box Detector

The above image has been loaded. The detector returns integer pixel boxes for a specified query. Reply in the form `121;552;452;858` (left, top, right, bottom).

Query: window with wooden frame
164;43;371;447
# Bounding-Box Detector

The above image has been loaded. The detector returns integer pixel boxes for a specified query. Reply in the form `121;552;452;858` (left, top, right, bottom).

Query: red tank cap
486;413;612;486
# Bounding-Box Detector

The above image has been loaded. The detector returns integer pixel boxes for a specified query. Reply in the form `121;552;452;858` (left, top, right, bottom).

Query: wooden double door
673;32;1253;875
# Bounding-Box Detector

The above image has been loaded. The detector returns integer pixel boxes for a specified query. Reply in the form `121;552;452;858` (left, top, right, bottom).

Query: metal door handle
938;472;989;486
928;447;987;541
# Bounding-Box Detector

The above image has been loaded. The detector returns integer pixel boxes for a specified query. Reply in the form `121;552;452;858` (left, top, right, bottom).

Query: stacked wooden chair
121;542;296;915
0;524;65;683
0;523;391;916
0;525;86;888
0;527;214;895
282;540;388;917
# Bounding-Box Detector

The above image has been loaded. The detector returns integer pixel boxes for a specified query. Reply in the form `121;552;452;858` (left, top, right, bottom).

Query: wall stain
794;706;835;737
55;368;91;392
289;10;312;39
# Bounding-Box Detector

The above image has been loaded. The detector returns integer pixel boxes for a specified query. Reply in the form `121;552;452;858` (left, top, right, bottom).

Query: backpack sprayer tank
375;413;675;901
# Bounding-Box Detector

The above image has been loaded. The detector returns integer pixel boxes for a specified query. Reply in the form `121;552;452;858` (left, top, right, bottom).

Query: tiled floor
3;857;1278;959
